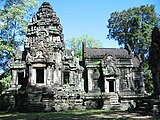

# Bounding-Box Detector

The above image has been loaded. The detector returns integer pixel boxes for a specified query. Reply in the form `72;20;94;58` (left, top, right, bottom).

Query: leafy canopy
143;62;153;94
0;0;38;72
107;5;158;61
0;0;38;92
65;35;101;60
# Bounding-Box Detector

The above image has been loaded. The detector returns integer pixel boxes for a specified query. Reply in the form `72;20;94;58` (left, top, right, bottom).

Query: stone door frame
105;76;116;93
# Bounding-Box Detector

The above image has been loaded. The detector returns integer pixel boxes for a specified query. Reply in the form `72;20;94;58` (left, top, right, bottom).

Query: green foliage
0;0;38;71
66;35;101;60
0;0;38;92
0;75;10;93
143;62;153;94
107;5;158;61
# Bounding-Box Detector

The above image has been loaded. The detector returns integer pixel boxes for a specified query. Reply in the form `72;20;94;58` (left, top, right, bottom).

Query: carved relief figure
35;50;44;59
91;68;100;90
26;52;33;63
102;55;118;76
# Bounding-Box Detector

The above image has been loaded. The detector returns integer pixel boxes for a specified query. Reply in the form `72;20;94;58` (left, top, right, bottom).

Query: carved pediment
103;55;116;64
102;55;119;76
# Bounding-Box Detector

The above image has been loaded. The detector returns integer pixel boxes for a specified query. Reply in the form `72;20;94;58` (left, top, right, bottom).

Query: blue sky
36;0;159;48
2;0;160;48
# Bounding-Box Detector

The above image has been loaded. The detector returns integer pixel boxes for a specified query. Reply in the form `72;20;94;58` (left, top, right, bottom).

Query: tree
143;62;153;94
65;35;101;60
107;5;158;61
0;0;38;92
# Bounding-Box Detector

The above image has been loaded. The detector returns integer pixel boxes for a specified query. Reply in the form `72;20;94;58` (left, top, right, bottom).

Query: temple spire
27;2;62;39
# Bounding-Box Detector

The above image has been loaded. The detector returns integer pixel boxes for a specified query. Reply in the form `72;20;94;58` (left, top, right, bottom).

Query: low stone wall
0;90;85;112
1;91;152;113
0;93;15;111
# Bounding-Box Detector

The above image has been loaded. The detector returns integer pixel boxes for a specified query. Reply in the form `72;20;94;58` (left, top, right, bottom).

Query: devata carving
102;55;118;75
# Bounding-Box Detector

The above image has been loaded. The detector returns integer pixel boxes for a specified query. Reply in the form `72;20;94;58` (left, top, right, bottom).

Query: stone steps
102;93;121;110
102;104;121;110
134;99;160;115
108;93;119;105
110;102;120;105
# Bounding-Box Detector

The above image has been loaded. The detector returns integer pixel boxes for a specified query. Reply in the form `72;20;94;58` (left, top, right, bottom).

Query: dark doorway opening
36;69;44;83
18;72;24;85
134;80;140;88
109;80;114;92
63;72;69;84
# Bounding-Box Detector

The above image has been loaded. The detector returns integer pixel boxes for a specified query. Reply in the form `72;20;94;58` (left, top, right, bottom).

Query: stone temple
0;2;146;112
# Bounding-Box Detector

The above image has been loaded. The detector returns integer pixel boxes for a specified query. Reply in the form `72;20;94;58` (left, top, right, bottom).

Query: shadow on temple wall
98;63;105;93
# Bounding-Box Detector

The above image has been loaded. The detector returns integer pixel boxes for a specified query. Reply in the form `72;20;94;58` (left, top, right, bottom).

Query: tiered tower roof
27;2;63;39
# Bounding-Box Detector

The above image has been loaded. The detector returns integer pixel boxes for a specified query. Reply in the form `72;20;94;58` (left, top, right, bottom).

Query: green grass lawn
0;110;159;120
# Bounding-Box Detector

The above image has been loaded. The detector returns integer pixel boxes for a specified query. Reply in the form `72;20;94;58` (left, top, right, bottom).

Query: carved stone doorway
105;78;115;93
18;72;24;85
109;80;115;92
36;68;44;83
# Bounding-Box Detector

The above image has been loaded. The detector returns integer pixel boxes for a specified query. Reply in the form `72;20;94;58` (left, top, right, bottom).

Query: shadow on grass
0;110;159;120
0;112;27;120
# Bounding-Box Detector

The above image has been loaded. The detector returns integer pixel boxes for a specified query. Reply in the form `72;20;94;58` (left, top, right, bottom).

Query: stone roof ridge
124;44;132;56
84;47;131;59
132;55;142;67
135;54;142;63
